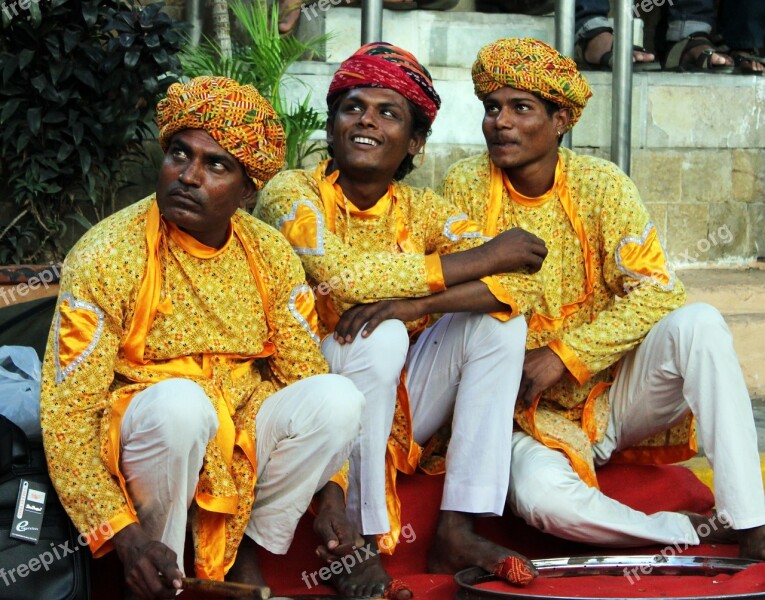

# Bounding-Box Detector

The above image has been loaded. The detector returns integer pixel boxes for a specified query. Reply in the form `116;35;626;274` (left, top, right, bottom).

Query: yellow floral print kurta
40;197;327;580
254;160;522;336
442;148;693;487
254;159;520;547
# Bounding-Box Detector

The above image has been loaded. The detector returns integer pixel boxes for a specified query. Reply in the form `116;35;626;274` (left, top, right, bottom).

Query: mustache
491;136;520;144
167;184;202;204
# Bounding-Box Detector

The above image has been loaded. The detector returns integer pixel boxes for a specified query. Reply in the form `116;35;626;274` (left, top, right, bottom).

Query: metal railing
361;0;634;175
555;0;634;173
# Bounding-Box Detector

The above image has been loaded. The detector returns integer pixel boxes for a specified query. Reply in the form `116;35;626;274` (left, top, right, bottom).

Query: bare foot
312;483;412;598
685;511;738;544
584;31;655;65
427;511;536;581
226;535;268;588
322;535;412;598
739;524;765;560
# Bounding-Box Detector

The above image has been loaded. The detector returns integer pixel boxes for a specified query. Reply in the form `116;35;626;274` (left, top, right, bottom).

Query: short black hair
538;95;560;117
326;90;432;181
536;95;564;145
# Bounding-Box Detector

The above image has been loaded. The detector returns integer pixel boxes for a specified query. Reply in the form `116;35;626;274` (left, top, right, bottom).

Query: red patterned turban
472;38;592;131
327;42;441;125
157;76;286;190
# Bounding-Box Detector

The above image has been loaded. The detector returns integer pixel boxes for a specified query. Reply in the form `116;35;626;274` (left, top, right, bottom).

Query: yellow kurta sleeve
40;239;139;554
253;222;329;386
556;167;686;378
440;158;539;317
255;170;435;303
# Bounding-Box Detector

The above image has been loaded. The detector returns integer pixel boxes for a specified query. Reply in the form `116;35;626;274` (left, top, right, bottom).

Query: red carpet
92;463;759;599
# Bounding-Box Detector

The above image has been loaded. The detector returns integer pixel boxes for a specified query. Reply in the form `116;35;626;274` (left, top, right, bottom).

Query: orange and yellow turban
472;38;592;131
157;76;286;190
327;42;441;125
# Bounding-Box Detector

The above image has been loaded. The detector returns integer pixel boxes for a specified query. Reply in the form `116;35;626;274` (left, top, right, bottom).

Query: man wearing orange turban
41;76;365;598
257;42;550;598
442;38;765;558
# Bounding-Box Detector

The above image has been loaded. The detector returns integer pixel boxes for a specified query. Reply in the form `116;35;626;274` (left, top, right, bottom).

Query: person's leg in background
662;0;735;70
575;0;657;69
720;0;765;73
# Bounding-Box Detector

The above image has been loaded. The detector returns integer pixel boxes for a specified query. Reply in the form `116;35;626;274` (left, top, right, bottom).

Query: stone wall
397;144;765;266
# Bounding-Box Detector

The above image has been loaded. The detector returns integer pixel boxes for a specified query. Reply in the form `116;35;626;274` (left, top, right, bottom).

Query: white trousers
120;374;364;570
508;303;765;547
323;313;527;535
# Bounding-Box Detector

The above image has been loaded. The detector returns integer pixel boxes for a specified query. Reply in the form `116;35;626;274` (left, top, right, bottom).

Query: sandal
729;50;765;75
575;27;661;72
663;33;736;73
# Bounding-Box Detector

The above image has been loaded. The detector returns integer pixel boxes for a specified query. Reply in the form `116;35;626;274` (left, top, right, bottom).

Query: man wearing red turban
256;42;547;597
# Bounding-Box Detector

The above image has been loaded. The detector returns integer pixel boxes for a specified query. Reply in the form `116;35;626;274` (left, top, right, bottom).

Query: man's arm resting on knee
334;280;515;343
112;523;184;599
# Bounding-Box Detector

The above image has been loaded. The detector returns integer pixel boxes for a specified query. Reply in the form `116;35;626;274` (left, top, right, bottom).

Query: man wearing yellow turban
40;76;365;598
442;38;765;557
256;42;548;597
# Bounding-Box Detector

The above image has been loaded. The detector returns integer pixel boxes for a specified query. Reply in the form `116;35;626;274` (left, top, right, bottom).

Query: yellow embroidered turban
157;76;286;190
472;38;592;131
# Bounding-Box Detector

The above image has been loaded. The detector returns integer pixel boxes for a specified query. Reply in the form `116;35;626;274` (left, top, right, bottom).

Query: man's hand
518;346;568;407
112;523;183;600
313;482;364;562
485;228;548;274
334;299;422;345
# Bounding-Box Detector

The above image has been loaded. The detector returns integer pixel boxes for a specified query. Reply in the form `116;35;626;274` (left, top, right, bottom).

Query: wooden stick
180;577;271;599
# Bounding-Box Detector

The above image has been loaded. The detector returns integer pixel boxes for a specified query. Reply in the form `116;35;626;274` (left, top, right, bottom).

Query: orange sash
104;200;275;579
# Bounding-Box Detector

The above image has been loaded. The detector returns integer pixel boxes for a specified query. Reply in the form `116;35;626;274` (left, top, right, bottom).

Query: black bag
0;415;90;600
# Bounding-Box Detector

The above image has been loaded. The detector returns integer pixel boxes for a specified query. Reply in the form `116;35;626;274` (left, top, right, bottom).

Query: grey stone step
301;7;554;69
284;62;765;150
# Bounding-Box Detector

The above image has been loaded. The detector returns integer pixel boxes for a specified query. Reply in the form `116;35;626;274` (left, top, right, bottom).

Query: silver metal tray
455;555;764;600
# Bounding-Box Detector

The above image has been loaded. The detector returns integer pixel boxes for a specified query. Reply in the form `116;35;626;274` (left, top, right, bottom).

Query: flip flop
730;50;765;75
575;27;661;72
663;33;736;73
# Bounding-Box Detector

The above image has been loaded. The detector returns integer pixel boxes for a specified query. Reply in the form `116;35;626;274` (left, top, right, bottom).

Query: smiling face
481;87;570;173
326;87;425;183
156;129;256;249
